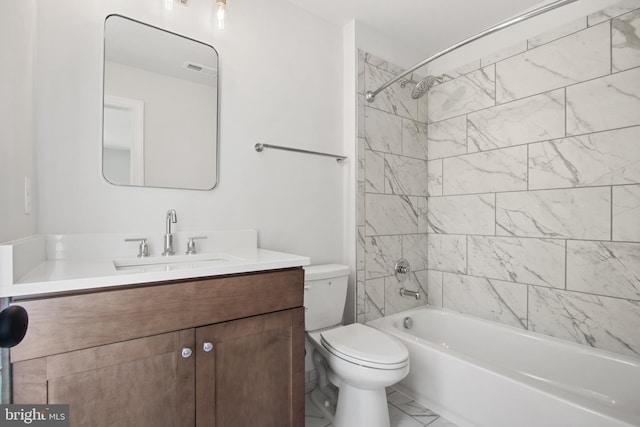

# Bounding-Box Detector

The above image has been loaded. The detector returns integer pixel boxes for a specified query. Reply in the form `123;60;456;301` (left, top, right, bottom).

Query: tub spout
400;288;420;300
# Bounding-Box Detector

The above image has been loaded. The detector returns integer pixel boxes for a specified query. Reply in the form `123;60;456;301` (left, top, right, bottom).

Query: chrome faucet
162;209;178;256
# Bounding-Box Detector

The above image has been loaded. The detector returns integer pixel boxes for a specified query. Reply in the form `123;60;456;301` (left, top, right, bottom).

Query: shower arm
364;0;577;103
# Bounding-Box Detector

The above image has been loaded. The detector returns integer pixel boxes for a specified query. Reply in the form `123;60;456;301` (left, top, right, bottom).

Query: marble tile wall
424;0;640;359
356;51;430;322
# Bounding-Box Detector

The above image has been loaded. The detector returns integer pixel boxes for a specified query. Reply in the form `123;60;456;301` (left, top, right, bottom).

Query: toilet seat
321;323;409;370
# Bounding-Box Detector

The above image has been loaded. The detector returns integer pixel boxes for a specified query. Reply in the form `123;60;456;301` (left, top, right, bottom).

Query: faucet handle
185;236;207;255
125;238;150;258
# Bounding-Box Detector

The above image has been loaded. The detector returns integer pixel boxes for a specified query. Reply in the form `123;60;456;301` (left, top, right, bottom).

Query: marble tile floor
305;386;460;427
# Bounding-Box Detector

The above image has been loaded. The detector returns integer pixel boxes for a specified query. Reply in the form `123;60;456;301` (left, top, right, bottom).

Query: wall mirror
103;15;218;190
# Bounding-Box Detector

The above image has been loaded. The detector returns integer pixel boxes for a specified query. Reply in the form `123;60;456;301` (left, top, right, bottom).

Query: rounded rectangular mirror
103;15;218;190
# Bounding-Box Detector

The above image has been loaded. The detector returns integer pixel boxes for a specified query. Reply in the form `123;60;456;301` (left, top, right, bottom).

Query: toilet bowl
304;264;410;427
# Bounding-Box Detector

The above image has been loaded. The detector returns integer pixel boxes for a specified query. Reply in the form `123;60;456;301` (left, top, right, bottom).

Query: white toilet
304;264;409;427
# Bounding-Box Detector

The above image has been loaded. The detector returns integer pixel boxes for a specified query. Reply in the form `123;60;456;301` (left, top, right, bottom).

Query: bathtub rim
368;305;640;365
367;306;640;427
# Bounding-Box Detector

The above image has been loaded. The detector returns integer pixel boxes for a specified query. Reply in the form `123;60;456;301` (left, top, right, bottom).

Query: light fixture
164;0;189;10
216;0;227;30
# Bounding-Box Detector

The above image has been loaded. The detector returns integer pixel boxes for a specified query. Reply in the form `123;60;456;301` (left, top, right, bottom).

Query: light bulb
164;0;173;10
216;0;226;30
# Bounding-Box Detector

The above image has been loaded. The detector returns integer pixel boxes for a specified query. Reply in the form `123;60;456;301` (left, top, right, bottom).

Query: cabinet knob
181;347;193;358
203;342;214;352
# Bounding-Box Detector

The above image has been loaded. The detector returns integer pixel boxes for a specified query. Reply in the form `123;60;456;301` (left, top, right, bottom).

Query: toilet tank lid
303;264;350;281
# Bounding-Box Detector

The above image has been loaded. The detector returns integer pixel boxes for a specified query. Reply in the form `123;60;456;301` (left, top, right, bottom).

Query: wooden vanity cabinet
195;309;304;426
13;329;197;426
10;268;305;427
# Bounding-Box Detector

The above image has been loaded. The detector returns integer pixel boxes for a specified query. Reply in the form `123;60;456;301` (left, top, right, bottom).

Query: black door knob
0;306;28;348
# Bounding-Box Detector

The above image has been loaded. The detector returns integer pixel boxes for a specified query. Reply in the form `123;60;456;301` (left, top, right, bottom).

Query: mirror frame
102;14;220;191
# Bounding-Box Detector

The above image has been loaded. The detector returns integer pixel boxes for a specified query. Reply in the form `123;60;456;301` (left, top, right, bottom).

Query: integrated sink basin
113;253;241;272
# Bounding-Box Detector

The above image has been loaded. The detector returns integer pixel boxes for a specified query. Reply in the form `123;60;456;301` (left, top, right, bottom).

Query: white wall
0;0;37;243
354;21;424;70
342;20;357;325
34;0;345;263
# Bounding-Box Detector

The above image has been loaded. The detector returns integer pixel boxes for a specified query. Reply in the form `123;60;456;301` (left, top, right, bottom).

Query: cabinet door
195;308;304;427
12;330;195;427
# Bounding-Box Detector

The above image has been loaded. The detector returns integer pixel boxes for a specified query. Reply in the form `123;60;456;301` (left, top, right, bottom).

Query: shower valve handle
394;258;411;282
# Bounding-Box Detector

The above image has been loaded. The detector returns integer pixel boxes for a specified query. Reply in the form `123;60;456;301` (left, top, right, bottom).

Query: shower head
411;75;442;99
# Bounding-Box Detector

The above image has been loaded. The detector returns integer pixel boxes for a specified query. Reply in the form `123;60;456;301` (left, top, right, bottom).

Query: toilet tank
303;264;350;331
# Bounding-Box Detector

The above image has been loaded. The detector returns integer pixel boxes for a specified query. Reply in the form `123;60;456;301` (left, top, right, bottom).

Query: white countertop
0;232;310;298
7;248;309;298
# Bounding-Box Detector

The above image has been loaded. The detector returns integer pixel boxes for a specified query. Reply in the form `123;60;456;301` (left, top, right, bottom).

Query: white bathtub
368;307;640;427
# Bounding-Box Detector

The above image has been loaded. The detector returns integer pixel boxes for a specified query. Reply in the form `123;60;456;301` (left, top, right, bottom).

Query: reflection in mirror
103;95;144;185
103;15;218;190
